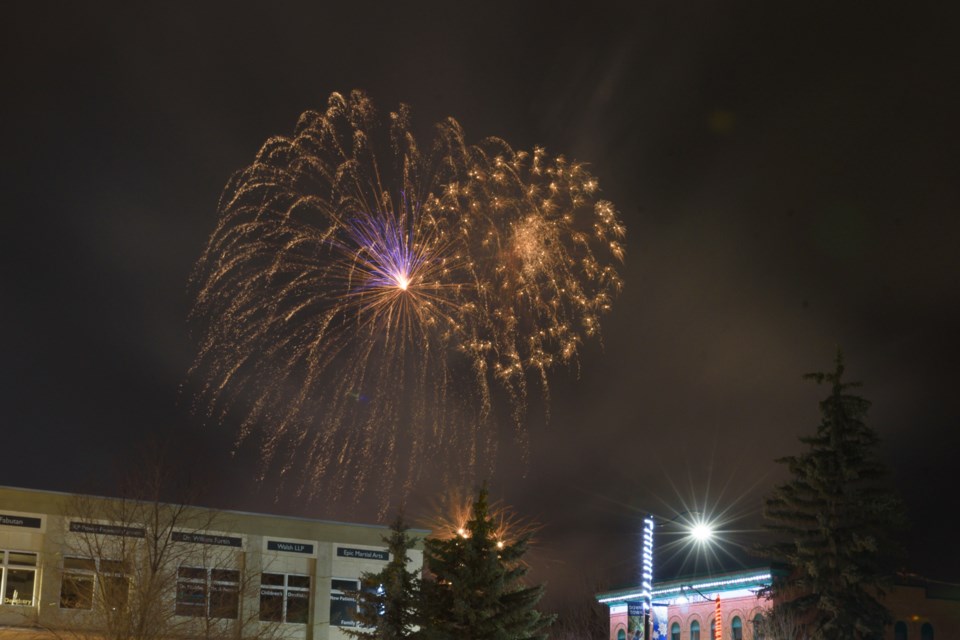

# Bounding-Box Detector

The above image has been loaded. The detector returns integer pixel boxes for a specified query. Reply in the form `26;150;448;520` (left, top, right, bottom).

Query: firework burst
189;91;624;510
423;487;539;554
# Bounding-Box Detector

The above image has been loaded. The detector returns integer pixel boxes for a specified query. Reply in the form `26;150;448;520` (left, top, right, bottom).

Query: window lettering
175;566;239;619
329;578;360;627
260;572;310;624
1;550;38;607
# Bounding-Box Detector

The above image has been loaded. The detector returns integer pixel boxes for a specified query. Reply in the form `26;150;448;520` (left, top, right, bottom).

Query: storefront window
210;569;241;619
1;550;38;606
176;566;239;619
59;556;129;611
60;557;97;609
260;572;310;624
176;567;207;616
330;578;359;627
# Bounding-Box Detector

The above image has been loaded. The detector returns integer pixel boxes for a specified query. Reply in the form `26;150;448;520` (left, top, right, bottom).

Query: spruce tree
761;351;905;640
420;486;553;640
348;514;422;640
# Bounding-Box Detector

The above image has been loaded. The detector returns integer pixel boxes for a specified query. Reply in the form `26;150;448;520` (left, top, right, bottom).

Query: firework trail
189;91;624;510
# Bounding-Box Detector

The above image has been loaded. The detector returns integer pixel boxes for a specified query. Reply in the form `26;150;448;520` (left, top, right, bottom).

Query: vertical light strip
715;595;722;640
642;515;654;613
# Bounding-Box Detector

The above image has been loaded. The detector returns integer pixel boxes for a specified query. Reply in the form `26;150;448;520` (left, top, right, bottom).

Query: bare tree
754;604;811;640
547;575;609;640
41;445;291;640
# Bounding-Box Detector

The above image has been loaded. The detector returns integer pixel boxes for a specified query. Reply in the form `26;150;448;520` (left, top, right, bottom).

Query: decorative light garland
597;572;772;604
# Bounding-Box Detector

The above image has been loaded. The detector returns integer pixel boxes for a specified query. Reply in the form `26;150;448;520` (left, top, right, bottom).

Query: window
176;567;206;617
711;618;716;639
753;614;764;640
100;559;129;611
176;566;239;619
671;622;681;640
1;550;38;606
894;621;908;640
618;630;626;640
330;578;376;627
329;578;360;627
210;569;241;619
59;556;128;610
921;622;933;640
731;616;742;640
260;572;310;624
691;619;701;640
60;557;95;609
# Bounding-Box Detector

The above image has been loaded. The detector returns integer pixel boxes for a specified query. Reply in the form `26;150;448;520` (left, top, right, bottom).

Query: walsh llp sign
266;539;315;555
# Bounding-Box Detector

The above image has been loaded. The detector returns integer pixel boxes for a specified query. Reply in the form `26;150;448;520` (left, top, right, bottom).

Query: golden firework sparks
189;91;625;510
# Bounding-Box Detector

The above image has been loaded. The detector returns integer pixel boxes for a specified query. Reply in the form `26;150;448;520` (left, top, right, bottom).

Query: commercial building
0;485;425;639
598;568;773;640
596;567;960;640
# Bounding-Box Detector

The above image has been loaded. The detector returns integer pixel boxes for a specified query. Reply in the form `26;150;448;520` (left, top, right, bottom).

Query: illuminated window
260;572;310;624
921;622;933;640
175;566;239;619
59;556;128;610
691;619;701;640
731;616;742;640
671;622;681;640
1;550;38;607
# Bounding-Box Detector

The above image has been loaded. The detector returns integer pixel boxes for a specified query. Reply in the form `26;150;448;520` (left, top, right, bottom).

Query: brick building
596;567;960;640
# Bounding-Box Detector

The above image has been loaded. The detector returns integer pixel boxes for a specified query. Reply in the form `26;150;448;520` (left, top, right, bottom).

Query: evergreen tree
760;351;905;640
420;486;554;640
348;514;423;640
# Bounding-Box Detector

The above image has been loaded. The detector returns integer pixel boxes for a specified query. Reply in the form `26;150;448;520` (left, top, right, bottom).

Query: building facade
598;569;773;640
597;567;960;640
0;485;426;639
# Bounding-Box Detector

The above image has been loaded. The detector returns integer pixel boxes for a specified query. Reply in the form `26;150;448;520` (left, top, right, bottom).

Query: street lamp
641;511;716;640
690;520;715;544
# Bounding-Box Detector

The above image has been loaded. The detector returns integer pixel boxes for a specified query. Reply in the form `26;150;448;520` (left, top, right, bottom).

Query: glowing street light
690;520;715;544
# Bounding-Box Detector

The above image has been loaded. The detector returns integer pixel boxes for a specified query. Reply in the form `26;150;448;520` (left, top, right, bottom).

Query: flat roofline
597;567;773;604
0;484;431;535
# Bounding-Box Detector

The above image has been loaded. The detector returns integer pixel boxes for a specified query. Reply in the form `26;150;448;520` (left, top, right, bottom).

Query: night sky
4;1;959;607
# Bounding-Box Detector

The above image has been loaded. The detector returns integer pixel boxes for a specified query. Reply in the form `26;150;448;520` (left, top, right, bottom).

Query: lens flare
188;91;625;510
690;521;715;543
